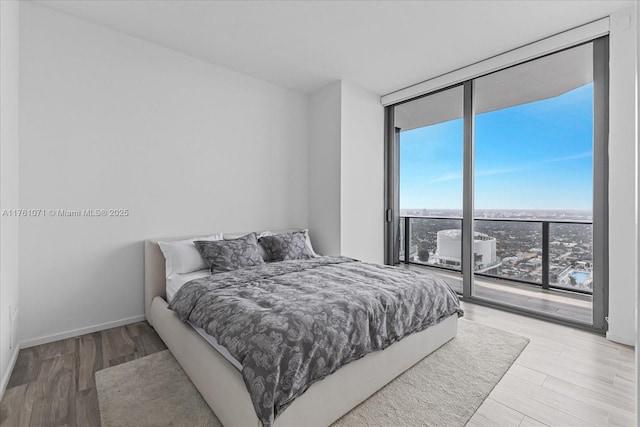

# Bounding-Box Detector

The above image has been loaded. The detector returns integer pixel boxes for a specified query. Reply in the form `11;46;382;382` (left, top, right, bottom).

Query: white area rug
96;319;529;427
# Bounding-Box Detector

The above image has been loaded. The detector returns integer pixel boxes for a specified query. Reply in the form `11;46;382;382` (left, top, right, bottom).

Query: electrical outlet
9;305;13;350
8;305;18;350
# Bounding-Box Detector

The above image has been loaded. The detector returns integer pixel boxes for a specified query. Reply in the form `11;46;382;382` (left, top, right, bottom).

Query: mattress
188;321;243;371
166;270;243;370
166;269;209;302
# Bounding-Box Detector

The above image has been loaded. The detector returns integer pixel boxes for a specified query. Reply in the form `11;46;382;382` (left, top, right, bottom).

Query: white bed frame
144;233;458;427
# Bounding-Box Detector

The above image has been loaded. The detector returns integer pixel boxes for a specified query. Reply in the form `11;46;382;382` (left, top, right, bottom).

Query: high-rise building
432;230;502;273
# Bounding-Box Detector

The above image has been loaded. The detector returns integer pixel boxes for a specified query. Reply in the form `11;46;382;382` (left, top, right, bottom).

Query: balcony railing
400;216;593;294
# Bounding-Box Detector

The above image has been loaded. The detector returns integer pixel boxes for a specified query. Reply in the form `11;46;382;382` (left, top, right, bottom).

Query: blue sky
399;84;593;211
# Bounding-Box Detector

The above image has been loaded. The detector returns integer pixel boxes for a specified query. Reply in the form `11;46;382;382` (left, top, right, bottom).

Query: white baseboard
0;344;21;401
606;331;635;346
21;315;147;349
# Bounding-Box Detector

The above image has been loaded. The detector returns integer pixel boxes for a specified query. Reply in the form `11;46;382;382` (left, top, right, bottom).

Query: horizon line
400;208;593;212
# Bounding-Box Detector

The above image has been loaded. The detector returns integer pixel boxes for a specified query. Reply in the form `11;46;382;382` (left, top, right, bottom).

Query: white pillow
158;233;223;277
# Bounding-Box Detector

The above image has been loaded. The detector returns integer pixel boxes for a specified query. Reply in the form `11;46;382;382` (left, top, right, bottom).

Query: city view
399;208;593;293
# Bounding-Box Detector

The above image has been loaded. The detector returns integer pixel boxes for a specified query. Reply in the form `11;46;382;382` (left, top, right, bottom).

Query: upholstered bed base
145;237;458;427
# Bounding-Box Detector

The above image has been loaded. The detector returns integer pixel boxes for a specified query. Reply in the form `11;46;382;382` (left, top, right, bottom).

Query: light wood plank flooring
0;304;634;426
405;264;593;324
464;302;635;427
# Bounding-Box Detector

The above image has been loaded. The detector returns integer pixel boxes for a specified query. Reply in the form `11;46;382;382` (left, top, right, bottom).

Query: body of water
571;271;589;284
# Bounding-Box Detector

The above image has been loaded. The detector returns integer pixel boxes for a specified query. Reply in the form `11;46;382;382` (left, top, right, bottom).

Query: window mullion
462;80;475;299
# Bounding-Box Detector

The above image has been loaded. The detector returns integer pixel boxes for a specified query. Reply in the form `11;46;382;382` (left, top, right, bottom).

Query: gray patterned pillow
258;231;312;262
195;232;264;273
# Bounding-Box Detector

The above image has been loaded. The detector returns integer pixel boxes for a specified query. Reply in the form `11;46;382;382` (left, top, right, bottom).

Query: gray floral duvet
169;256;463;427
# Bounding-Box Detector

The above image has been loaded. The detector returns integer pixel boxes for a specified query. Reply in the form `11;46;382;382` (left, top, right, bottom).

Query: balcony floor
402;264;592;325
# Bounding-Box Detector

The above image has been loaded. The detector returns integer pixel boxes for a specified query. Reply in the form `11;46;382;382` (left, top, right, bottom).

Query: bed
144;230;461;427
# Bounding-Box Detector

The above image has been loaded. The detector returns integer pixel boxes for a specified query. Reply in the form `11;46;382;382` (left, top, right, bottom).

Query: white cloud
476;167;525;177
431;166;524;182
544;151;592;163
430;172;463;183
429;151;591;183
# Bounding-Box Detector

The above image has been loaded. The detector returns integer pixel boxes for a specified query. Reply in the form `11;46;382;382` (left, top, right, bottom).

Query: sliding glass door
386;37;608;332
394;86;464;291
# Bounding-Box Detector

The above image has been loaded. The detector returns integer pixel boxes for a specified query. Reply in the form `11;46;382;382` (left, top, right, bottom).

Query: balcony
399;215;593;324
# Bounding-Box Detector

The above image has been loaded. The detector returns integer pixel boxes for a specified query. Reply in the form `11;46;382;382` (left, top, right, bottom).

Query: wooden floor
0;304;635;426
0;322;166;427
464;302;635;427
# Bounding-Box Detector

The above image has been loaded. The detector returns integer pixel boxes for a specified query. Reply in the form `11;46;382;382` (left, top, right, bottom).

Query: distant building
431;229;502;273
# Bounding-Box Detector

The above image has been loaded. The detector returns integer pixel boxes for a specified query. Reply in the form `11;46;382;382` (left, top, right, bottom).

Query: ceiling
33;0;634;96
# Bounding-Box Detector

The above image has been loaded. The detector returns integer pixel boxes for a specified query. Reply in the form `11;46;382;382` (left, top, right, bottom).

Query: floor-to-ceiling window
386;37;608;332
395;86;463;272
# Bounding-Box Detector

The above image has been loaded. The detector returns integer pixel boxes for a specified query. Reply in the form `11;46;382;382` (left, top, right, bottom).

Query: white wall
0;0;21;397
308;81;384;263
340;82;384;264
635;2;639;418
607;8;637;345
308;82;342;256
18;3;309;346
